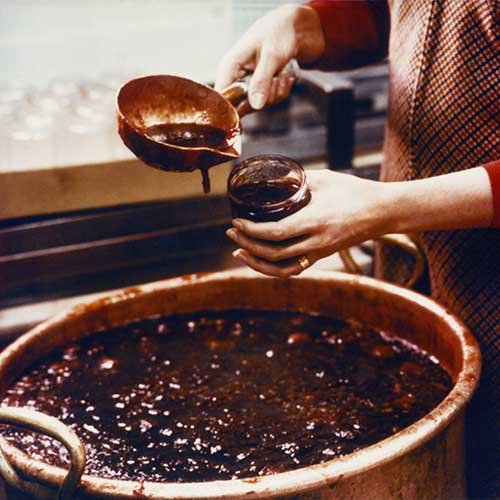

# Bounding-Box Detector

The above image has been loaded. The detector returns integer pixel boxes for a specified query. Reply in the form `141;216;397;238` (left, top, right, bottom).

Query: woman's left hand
226;169;393;278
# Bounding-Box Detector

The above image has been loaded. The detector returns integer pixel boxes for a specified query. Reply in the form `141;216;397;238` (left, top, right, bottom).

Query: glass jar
227;154;311;222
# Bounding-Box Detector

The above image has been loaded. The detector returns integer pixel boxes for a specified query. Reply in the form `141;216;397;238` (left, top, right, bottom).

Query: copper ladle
116;75;247;193
116;62;299;193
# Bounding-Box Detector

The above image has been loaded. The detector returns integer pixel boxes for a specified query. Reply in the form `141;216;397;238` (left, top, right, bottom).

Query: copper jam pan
0;270;480;499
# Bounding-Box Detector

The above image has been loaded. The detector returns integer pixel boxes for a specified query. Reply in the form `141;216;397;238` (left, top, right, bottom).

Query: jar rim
227;154;308;210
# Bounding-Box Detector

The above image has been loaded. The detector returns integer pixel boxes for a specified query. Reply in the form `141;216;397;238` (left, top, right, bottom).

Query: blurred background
0;0;388;341
0;0;302;170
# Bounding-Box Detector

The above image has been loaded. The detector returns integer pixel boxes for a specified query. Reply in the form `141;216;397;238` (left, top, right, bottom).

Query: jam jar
227;154;311;222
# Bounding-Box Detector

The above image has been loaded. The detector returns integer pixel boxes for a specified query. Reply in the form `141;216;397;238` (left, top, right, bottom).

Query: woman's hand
215;4;325;111
225;166;495;278
226;170;392;278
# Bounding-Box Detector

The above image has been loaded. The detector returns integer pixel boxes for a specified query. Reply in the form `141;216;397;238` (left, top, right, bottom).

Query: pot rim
0;270;481;499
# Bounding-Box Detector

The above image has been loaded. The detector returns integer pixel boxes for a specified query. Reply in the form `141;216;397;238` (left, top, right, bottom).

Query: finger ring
298;255;310;270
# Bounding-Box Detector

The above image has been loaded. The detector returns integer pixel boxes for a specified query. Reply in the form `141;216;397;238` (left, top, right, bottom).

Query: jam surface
142;122;236;193
231;180;301;206
0;310;452;483
229;180;311;222
144;123;229;149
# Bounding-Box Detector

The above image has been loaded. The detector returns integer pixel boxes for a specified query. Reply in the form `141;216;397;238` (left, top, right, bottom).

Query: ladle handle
0;407;86;500
220;59;300;110
220;81;248;108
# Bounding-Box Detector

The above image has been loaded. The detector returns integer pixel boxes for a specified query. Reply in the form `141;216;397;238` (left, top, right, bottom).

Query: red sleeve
483;160;500;228
305;0;390;70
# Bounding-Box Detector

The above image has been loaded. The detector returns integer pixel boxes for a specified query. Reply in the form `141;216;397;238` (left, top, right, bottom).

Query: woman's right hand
215;4;325;112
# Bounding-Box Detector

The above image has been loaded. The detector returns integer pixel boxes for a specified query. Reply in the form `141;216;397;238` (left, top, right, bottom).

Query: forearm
383;167;495;233
227;166;498;278
292;5;326;65
304;0;390;70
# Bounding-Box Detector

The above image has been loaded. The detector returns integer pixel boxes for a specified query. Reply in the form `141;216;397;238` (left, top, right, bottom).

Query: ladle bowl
116;75;244;173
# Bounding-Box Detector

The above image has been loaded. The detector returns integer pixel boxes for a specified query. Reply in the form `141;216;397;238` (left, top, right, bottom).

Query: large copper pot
0;270;480;499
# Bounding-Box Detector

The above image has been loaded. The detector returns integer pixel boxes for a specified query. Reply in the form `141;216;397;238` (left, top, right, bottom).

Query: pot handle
0;407;86;500
338;249;363;275
376;233;425;289
338;234;425;289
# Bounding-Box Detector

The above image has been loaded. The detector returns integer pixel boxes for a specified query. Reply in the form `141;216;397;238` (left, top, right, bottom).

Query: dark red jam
232;180;300;205
0;310;452;483
141;123;238;193
227;155;311;222
229;179;311;221
144;123;230;149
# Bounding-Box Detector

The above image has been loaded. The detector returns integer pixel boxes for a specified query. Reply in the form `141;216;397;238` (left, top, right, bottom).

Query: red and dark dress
307;0;500;496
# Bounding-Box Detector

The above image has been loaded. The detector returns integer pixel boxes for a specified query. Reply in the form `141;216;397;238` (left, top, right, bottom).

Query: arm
387;167;494;233
226;165;498;278
215;1;389;111
306;0;390;70
484;160;500;227
215;4;326;110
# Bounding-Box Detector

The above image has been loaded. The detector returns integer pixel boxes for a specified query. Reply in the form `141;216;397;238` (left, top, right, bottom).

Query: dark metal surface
0;196;235;308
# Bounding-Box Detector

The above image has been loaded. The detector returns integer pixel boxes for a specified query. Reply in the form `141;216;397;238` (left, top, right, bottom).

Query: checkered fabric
309;1;499;496
378;1;500;497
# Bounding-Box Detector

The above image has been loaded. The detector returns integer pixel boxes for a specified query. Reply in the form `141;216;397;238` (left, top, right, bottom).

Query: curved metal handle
338;249;362;274
376;233;425;289
0;407;86;500
220;81;248;108
339;234;425;289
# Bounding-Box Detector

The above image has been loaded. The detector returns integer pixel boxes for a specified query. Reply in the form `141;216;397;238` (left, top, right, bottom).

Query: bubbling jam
0;310;452;483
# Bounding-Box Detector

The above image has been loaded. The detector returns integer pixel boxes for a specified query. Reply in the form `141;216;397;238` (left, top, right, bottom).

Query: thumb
248;47;287;110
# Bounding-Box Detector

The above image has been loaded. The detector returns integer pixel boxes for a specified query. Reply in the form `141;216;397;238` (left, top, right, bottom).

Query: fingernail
226;228;236;239
250;91;265;109
232;249;244;260
233;219;243;230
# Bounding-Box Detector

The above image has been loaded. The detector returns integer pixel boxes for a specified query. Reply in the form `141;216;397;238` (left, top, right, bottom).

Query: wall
0;0;298;170
0;0;299;88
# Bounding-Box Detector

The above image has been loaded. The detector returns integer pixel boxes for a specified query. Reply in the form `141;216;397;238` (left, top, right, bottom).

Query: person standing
216;1;499;497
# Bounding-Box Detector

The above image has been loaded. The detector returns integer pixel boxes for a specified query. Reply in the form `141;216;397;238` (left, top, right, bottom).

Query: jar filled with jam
227;154;311;222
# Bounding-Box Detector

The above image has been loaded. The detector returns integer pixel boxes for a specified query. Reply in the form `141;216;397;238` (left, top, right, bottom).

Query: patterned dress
308;1;499;497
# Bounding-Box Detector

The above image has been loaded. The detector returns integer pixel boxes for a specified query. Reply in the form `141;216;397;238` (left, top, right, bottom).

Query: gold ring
298;255;310;270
